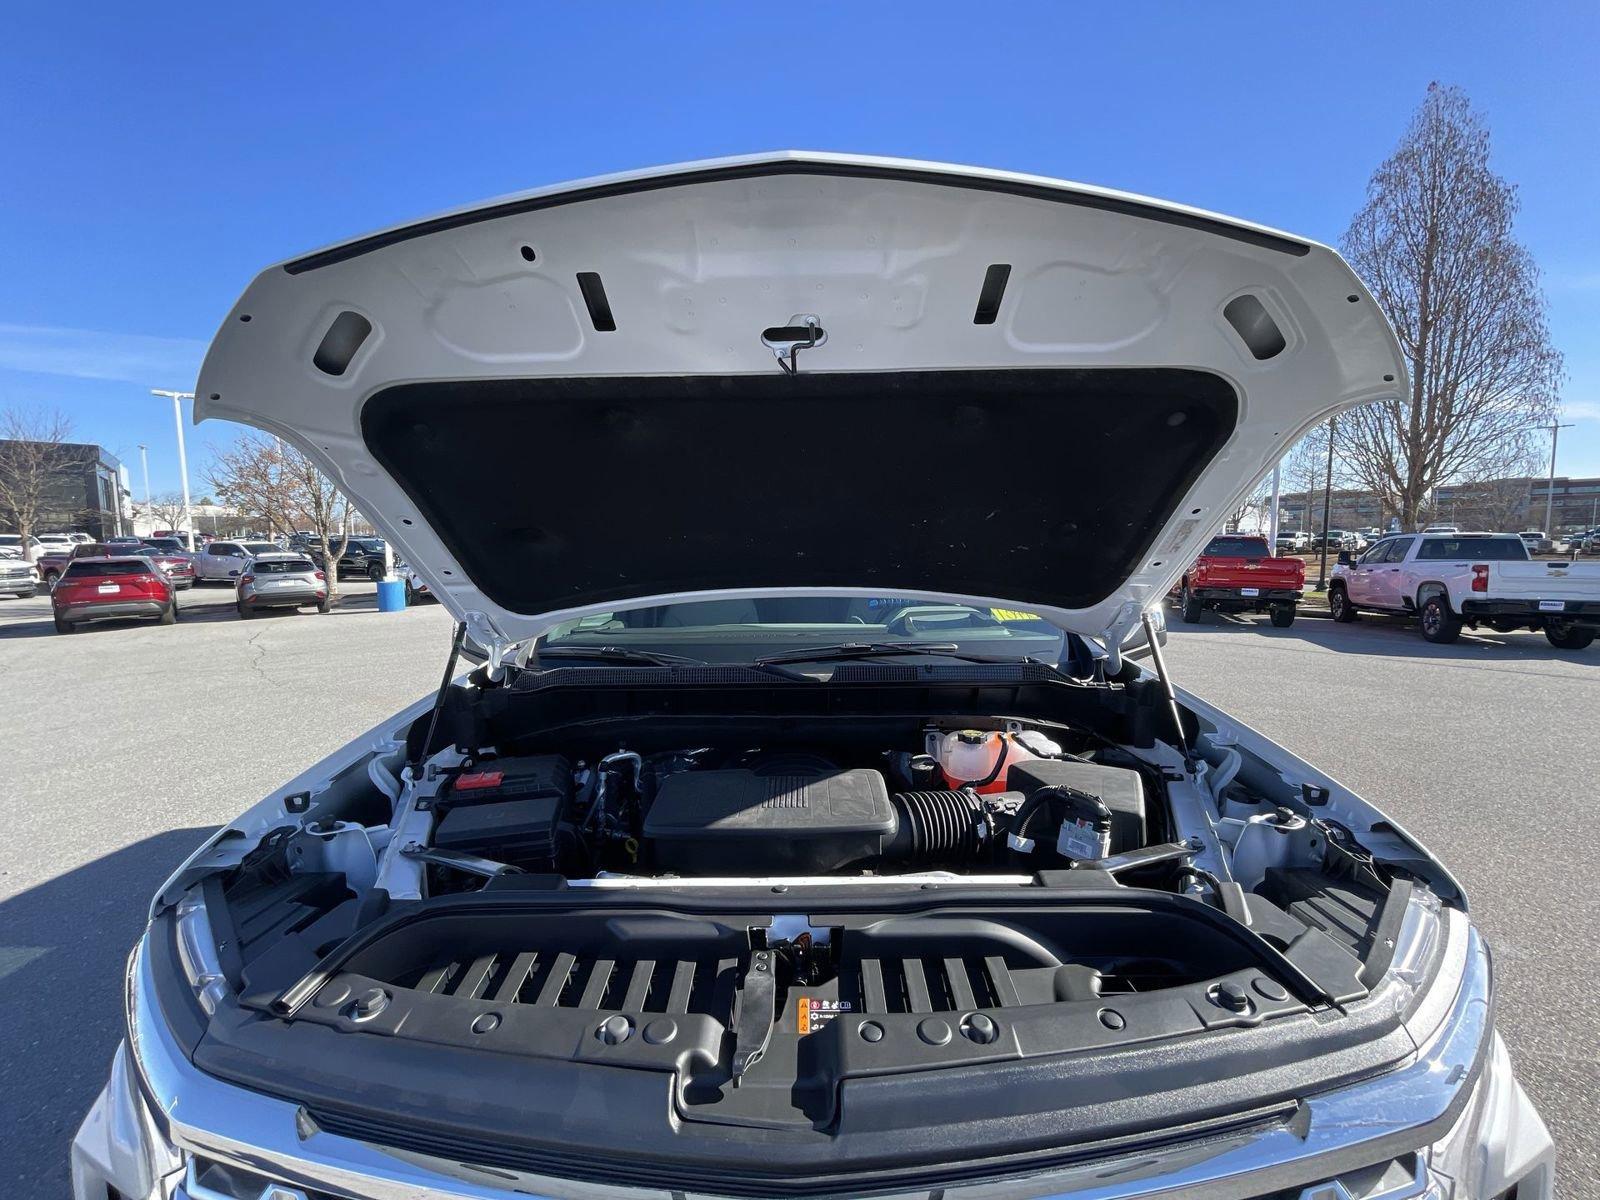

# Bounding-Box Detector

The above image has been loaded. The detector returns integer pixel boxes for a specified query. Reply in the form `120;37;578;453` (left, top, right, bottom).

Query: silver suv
235;553;329;618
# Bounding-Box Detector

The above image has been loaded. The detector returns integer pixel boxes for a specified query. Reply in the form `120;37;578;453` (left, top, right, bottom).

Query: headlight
174;892;229;1014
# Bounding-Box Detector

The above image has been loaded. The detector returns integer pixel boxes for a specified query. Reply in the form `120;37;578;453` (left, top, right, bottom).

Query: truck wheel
1179;585;1203;624
53;614;74;634
1545;622;1596;651
367;563;385;582
1419;595;1462;644
43;568;59;584
1329;585;1356;623
1269;604;1296;628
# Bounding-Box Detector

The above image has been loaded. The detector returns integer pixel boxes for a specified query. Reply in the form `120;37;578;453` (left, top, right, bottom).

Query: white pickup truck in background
1329;532;1600;650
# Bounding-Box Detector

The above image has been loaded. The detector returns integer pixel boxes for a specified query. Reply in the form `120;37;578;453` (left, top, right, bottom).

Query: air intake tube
884;790;987;865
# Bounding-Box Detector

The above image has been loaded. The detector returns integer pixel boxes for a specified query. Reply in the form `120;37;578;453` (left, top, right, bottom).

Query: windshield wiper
753;642;1073;678
529;645;713;668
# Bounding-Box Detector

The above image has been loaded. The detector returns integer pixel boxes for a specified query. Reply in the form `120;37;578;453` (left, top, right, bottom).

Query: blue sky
3;2;1597;496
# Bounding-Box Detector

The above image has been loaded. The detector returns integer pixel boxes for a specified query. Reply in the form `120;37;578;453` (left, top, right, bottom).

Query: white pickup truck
1329;531;1600;650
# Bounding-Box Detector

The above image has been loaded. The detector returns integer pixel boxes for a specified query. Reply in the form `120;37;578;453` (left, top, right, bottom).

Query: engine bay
403;729;1159;887
163;676;1452;1165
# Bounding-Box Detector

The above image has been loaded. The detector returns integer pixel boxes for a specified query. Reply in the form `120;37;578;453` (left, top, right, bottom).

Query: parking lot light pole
1541;422;1574;536
150;389;195;543
1316;416;1336;589
1268;462;1281;549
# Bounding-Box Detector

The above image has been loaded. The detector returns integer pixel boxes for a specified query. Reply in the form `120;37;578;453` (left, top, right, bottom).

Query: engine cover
643;768;894;874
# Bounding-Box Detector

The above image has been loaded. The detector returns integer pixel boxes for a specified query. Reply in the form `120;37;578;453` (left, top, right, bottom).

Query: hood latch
762;315;826;375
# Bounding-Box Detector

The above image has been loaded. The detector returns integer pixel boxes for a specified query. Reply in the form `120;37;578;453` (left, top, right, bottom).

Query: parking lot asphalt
0;590;1594;1196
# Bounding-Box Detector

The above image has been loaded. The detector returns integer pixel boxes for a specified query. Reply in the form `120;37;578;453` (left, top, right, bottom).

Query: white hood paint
195;152;1405;653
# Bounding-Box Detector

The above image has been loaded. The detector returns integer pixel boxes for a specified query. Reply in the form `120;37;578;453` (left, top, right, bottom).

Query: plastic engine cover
643;768;894;874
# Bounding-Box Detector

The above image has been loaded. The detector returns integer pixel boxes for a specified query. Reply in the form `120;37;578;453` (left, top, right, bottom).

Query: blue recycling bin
375;578;406;612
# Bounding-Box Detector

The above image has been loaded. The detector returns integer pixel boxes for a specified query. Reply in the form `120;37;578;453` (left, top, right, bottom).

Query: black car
308;537;389;580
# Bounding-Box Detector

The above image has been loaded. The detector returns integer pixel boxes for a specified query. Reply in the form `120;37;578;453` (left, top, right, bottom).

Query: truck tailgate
1488;561;1600;603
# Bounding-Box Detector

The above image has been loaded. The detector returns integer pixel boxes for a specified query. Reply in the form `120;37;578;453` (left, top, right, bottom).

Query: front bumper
73;923;1554;1200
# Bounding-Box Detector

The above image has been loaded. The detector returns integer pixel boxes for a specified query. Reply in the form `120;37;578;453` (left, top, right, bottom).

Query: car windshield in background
253;559;314;574
346;540;385;553
1415;536;1528;561
143;540;185;551
240;542;279;555
539;595;1069;666
1203;537;1269;557
63;560;151;578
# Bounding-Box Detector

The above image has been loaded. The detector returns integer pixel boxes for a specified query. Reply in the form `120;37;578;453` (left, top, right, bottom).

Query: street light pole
1268;461;1282;549
150;389;195;543
136;444;151;506
1541;422;1574;535
1316;416;1337;589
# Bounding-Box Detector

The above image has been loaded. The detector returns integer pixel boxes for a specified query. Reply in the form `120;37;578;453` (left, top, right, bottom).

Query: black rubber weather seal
284;161;1310;274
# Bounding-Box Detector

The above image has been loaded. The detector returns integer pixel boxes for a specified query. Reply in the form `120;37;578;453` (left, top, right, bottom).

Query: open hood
195;152;1405;652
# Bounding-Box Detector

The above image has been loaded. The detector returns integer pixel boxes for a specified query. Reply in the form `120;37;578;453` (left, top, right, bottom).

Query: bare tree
147;492;191;533
1279;423;1350;532
1451;476;1533;533
279;441;354;597
0;405;76;561
1339;84;1563;530
207;432;354;597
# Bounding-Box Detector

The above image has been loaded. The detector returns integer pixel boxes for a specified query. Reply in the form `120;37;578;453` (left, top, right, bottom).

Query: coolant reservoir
937;730;1044;793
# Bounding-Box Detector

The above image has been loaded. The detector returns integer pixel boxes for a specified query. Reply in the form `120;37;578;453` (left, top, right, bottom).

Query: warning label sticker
796;996;852;1034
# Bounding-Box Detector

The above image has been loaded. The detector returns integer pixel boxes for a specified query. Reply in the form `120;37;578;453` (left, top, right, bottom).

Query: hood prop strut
1141;609;1194;768
414;620;466;772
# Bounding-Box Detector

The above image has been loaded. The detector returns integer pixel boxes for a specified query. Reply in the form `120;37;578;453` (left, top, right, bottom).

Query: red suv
51;556;178;634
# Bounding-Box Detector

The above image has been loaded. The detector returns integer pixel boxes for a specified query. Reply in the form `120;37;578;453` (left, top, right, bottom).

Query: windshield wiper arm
530;645;712;667
753;641;967;667
752;642;1071;672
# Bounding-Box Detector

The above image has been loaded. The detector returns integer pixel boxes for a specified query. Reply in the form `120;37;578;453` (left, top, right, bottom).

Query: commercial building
1277;475;1600;534
0;440;129;539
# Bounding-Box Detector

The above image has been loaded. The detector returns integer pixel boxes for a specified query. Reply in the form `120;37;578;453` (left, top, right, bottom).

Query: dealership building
1278;475;1600;534
0;440;129;540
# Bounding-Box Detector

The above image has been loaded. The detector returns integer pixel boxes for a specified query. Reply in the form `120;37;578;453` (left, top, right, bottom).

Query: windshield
241;542;279;555
538;595;1072;666
252;559;314;574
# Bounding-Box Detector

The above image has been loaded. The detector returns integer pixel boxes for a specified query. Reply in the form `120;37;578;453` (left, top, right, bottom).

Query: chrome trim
125;908;1496;1200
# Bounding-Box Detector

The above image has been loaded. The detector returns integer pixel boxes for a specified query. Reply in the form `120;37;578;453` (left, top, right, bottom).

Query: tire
403;580;415;605
1328;585;1357;623
367;563;385;582
53;613;74;634
1545;622;1596;651
158;603;176;626
1419;594;1461;644
237;600;254;620
317;597;331;614
43;569;59;585
1269;604;1296;628
1179;585;1203;624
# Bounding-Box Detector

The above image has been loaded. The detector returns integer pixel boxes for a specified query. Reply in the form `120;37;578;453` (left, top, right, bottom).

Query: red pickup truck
1174;534;1305;627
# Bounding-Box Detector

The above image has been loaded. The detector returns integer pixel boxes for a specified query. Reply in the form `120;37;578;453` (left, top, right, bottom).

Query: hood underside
195;151;1406;646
